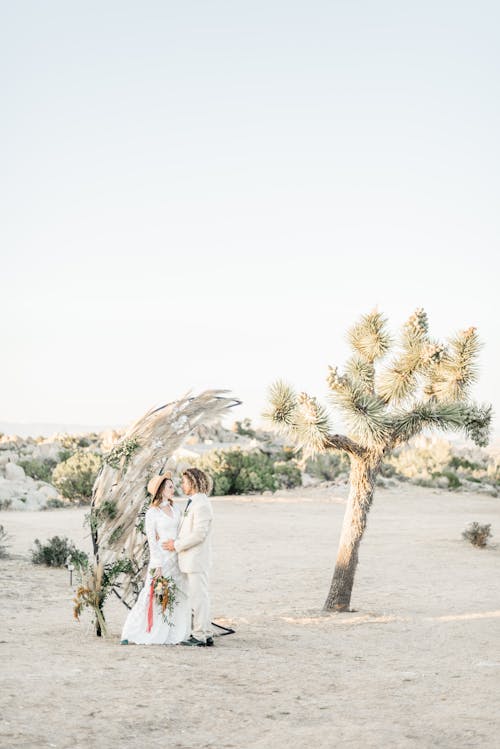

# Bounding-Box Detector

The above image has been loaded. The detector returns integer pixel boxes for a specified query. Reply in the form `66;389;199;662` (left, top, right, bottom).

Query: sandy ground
1;483;499;749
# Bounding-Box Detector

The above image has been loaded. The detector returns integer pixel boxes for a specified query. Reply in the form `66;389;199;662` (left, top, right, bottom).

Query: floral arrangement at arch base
73;558;133;636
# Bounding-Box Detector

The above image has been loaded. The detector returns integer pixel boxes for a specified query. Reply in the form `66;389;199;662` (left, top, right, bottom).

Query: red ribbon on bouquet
146;579;155;632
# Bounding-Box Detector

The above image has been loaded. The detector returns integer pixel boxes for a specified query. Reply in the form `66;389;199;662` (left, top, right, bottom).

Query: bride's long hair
150;477;174;508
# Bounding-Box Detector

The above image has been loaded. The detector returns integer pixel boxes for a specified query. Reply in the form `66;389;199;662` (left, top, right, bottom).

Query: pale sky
1;1;499;434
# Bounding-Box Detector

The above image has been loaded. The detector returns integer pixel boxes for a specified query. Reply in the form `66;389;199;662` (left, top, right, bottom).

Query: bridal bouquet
147;573;178;630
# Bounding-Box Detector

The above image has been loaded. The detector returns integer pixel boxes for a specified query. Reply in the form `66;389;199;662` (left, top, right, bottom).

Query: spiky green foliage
377;355;420;404
402;308;428;345
265;384;330;454
422;341;446;365
264;380;298;435
377;309;436;405
460;403;492;447
265;309;492;457
425;327;481;403
390;402;464;445
294;392;331;454
328;375;391;448
347;310;391;363
345;356;375;395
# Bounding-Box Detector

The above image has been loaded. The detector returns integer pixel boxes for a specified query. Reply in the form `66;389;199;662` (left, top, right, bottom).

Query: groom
163;467;214;647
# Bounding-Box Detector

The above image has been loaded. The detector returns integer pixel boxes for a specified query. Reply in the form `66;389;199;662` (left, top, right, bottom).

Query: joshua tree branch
323;433;367;457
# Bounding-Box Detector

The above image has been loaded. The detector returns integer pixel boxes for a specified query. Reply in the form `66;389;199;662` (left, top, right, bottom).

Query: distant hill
0;422;123;438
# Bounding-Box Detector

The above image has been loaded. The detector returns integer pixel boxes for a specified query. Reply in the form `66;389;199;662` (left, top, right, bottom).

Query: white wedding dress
121;505;191;645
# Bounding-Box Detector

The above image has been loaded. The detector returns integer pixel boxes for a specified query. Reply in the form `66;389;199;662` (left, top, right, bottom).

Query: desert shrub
45;498;67;509
61;435;92;451
306;452;351;481
388;439;452;481
232;419;256;438
413;478;434;488
379;462;397;478
57;448;74;462
18;458;57;483
52;451;101;502
462;522;492;548
273;460;302;489
486;457;500;484
197;449;279;494
441;471;461;490
277;445;298;461
0;525;10;559
387;440;499;489
31;535;88;568
449;456;482;472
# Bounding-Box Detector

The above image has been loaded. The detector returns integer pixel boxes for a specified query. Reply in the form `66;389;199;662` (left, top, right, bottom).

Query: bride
120;472;191;645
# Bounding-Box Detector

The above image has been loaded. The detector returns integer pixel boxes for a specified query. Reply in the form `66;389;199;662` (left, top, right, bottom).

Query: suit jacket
174;493;213;573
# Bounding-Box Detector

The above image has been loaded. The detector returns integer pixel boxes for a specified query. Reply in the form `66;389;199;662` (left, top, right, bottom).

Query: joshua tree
265;309;492;612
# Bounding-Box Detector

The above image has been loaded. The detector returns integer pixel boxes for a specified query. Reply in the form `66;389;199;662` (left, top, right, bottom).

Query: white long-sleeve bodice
145;505;181;569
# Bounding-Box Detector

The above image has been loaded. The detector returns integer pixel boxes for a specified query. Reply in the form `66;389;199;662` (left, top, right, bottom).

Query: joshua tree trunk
323;455;379;611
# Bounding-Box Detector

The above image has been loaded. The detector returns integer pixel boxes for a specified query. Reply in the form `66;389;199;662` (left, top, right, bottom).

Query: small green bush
379;462;397;478
413;478;434;488
449;456;481;472
388;440;452;481
46;498;67;509
442;471;461;490
60;435;91;451
431;471;461;489
31;536;88;568
462;522;492;548
0;525;10;559
197;449;278;494
306;452;351;481
52;451;101;502
57;448;74;462
18;458;57;483
273;460;302;489
232;419;256;438
383;439;498;489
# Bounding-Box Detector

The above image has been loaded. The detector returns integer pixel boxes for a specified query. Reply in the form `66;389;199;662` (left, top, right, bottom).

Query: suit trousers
187;570;212;641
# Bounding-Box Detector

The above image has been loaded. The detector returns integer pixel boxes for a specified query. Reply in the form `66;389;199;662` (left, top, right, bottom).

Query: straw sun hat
147;471;173;498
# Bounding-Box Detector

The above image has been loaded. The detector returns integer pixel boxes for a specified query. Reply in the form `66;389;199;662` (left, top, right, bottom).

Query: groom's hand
162;538;176;551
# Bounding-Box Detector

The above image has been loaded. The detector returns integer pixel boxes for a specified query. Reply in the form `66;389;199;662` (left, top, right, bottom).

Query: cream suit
174;492;213;641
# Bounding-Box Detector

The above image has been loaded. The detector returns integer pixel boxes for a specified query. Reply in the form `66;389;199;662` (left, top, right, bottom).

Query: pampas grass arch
89;390;240;631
